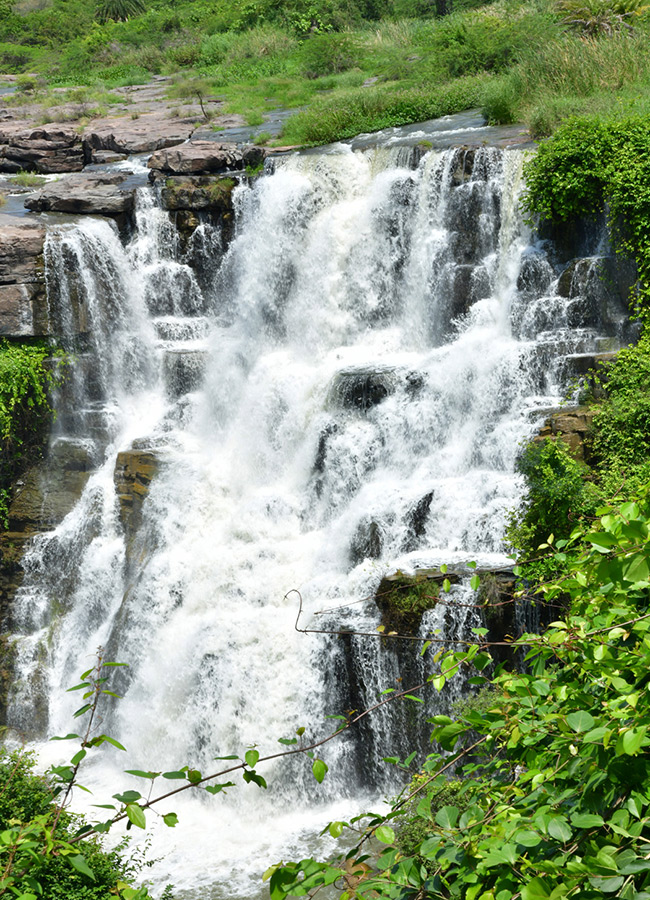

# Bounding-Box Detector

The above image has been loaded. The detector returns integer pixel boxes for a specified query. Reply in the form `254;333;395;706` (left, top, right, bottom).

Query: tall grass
281;74;490;144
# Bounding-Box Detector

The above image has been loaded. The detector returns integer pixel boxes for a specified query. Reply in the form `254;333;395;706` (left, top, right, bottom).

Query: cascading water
4;141;626;897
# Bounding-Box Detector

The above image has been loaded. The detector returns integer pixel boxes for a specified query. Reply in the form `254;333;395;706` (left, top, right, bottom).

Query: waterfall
4;143;620;897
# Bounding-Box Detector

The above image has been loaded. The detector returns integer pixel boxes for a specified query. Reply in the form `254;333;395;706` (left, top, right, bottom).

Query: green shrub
0;340;62;527
298;32;360;77
506;438;598;556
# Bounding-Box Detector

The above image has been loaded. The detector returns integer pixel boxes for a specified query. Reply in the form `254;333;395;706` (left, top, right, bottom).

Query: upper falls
0;139;632;898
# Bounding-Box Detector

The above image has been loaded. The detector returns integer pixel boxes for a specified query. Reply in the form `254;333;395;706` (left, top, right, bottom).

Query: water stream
5;143;622;897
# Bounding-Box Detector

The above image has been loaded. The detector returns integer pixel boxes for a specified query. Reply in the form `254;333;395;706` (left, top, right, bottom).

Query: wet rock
159;174;236;212
0;438;95;613
24;172;135;217
0;125;83;174
329;368;397;412
0;217;47;337
450;148;475;186
162;349;206;398
113;449;159;537
558;255;637;339
403;491;434;551
350;518;383;564
517;249;553;299
148;141;266;176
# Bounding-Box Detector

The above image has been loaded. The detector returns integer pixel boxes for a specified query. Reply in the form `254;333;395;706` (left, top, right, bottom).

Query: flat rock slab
148;141;266;175
83;114;197;156
24;172;135;216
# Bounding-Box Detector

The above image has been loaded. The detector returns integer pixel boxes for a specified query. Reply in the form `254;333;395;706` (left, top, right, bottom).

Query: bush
298;32;359;77
506;438;598;556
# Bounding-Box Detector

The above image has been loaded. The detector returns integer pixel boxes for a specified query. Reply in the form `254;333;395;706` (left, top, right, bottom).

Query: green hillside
0;0;649;144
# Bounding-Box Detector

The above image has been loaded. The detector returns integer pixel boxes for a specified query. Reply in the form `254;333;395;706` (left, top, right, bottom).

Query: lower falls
0;139;635;897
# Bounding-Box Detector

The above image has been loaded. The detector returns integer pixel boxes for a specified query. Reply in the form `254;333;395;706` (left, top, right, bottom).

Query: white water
6;144;614;897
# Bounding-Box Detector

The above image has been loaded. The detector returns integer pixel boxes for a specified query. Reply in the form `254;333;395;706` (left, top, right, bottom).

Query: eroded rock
0;217;47;337
148;141;266;176
24;172;135;217
0;124;84;174
114;449;159;537
159;174;237;212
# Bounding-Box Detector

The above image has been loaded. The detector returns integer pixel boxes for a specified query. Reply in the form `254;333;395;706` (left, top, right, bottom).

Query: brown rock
114;449;160;536
84;116;195;156
149;141;266;176
24;172;135;216
0;217;47;337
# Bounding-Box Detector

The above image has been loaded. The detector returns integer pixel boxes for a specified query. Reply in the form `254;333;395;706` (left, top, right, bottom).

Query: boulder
148;141;266;176
83;117;195;157
24;172;135;217
159;174;236;212
0;217;47;337
0;125;84;174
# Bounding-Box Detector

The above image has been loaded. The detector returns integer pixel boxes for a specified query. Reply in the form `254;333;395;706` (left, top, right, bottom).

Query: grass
9;170;46;186
0;0;648;145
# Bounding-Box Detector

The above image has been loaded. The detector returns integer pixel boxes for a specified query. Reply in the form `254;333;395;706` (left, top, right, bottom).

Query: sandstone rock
0;125;84;174
0;217;47;337
113;449;159;537
535;404;598;462
148;141;266;176
24;172;135;216
83;116;195;156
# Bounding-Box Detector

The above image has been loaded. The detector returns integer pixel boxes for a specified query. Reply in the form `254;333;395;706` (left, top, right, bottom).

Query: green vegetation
270;491;650;898
0;747;162;899
0;0;648;143
9;169;47;186
0;340;61;527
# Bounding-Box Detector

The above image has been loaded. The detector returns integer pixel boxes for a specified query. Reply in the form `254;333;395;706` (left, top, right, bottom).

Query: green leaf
98;735;126;751
329;821;344;838
375;825;395;844
245;749;260;768
124;770;160;779
162;771;186;779
516;830;543;847
70;749;86;766
68;854;95;881
50;733;79;741
470;574;480;590
187;769;202;784
163;813;178;827
73;704;92;719
125;804;146;829
570;813;604;828
622;727;647;755
312;759;328;784
434;805;459;829
113;790;142;804
277;738;298;746
204;782;235;794
213;755;239;760
566;711;595;733
242;770;267;789
521;877;550;899
547;818;572;842
588;875;624;893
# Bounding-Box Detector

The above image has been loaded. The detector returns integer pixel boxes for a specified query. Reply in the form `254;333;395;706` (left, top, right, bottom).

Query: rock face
0;217;48;337
0;439;95;620
159;174;236;212
83;117;196;158
24;172;135;217
535;405;597;463
0;125;84;174
148;141;266;176
113;449;159;538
